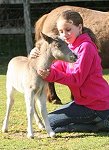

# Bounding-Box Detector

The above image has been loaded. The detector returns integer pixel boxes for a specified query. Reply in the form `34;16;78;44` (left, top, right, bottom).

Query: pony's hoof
52;99;62;105
27;136;34;139
27;134;34;139
49;131;56;138
2;127;8;133
38;124;45;130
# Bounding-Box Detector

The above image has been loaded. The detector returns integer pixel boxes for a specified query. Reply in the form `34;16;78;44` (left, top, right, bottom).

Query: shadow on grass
1;129;109;139
56;131;109;139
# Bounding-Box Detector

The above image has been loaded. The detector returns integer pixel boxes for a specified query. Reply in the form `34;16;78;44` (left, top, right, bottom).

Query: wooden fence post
23;0;33;54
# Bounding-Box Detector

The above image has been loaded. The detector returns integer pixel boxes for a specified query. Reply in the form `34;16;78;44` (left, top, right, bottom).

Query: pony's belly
7;68;39;94
13;82;24;93
6;70;25;94
7;59;29;93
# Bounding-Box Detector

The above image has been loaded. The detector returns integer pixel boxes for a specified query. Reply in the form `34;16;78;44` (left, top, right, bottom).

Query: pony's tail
34;14;48;44
82;27;100;50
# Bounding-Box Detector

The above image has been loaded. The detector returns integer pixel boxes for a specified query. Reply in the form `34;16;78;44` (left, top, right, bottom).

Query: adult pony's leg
2;84;15;132
24;90;34;138
47;82;62;104
36;86;55;137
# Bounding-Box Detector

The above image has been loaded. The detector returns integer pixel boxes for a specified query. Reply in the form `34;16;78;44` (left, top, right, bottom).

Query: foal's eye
57;43;61;48
66;28;71;32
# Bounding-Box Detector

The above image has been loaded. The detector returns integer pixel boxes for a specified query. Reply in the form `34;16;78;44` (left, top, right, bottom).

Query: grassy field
0;64;109;150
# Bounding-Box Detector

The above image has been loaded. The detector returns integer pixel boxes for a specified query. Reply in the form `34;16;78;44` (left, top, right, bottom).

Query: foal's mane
28;39;43;60
28;34;60;60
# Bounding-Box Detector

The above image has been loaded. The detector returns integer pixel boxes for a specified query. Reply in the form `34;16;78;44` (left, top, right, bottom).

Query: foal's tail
34;14;48;44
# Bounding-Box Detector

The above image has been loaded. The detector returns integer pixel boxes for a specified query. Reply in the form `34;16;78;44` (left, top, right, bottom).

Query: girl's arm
44;43;96;88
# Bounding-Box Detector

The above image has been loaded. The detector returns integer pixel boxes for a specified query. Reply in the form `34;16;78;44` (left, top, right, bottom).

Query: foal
2;33;77;138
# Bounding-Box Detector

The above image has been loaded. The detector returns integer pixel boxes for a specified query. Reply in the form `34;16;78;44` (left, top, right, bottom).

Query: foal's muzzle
68;52;78;63
70;53;78;62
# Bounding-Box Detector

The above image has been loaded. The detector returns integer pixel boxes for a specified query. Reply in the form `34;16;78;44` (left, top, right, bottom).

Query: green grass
0;67;109;150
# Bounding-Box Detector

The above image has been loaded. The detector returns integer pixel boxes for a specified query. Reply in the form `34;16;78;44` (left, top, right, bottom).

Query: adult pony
2;33;77;138
34;5;109;104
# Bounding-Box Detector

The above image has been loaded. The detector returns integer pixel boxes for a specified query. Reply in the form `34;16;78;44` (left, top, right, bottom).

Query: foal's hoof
38;124;45;130
27;134;34;139
49;131;56;138
2;127;8;133
27;136;34;139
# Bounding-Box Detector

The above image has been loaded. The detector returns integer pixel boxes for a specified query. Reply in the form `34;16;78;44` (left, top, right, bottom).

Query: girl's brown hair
57;10;99;48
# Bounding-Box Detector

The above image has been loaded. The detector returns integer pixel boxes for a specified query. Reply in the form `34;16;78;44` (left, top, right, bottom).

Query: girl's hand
30;47;40;58
37;69;50;79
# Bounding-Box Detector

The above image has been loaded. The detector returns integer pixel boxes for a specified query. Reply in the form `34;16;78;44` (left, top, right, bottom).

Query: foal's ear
41;32;53;44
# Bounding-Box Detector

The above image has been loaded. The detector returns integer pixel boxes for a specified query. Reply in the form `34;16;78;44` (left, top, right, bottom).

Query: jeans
48;101;109;133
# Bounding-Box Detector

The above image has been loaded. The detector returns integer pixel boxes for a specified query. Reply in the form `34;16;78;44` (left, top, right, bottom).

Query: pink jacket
45;33;109;110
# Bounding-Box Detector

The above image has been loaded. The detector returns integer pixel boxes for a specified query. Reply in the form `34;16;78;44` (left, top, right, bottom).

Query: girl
30;10;109;133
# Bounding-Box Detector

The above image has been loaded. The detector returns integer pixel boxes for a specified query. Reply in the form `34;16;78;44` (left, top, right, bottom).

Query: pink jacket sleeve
51;60;67;72
45;42;96;88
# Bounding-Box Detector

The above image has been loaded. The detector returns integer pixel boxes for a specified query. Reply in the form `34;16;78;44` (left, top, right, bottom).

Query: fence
0;3;26;59
0;1;109;62
0;1;57;60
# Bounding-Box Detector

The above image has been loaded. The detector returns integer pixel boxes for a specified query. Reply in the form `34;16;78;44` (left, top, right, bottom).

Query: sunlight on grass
0;69;109;150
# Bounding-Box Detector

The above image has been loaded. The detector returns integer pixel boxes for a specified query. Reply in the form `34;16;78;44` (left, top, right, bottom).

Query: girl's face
57;19;82;44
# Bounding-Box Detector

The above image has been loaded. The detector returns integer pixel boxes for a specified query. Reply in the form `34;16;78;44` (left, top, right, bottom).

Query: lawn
0;63;109;150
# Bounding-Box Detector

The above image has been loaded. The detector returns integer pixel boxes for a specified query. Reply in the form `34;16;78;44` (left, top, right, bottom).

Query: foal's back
7;56;40;93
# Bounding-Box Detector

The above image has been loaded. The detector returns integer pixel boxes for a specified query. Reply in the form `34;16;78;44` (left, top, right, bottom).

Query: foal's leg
37;88;55;137
34;101;45;130
2;85;14;132
24;89;35;138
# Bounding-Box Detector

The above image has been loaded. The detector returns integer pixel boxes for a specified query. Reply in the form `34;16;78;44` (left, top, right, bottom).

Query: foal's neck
37;48;54;70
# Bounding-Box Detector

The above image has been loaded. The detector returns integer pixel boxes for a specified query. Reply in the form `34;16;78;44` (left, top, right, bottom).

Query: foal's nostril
70;54;78;62
74;54;78;61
